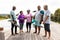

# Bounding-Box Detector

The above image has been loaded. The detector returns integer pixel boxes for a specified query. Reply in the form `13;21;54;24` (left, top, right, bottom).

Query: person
43;5;51;39
18;11;25;33
33;5;44;35
10;6;18;35
26;10;32;33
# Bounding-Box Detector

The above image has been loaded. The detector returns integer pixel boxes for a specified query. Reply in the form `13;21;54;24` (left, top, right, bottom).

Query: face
44;5;48;10
37;6;41;11
27;10;30;14
14;7;16;10
13;6;16;11
20;11;23;14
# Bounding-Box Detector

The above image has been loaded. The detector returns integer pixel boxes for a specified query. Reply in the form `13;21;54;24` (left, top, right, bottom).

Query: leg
37;21;41;35
19;23;21;33
29;23;31;32
15;25;17;34
47;24;51;39
21;23;24;32
13;21;18;34
20;23;22;33
33;25;37;33
26;22;28;32
34;21;38;33
48;31;51;39
44;30;47;37
11;23;14;35
44;24;47;37
37;26;41;35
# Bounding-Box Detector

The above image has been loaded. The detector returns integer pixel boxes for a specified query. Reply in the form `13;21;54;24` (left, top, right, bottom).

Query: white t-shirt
35;10;42;22
43;10;51;24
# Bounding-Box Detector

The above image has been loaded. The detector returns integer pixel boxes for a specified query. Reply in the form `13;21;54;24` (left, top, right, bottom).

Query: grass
0;18;7;20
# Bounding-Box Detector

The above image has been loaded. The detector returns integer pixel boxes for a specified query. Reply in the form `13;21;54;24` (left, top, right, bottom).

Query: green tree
51;14;54;21
54;8;60;23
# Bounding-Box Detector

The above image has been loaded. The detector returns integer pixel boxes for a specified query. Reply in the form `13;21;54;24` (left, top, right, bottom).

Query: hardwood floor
6;32;54;40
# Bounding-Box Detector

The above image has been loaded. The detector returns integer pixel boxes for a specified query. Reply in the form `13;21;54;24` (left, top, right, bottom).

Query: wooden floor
4;21;60;40
1;19;60;40
7;32;53;40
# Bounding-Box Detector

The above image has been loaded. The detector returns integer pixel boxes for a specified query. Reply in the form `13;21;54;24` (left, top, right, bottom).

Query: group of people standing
10;5;51;39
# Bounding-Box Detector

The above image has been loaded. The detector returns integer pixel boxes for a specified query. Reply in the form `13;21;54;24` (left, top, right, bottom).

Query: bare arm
40;15;43;23
43;16;49;24
16;14;19;16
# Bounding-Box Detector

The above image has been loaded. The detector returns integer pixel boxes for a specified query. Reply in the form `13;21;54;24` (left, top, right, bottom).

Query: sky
0;0;60;14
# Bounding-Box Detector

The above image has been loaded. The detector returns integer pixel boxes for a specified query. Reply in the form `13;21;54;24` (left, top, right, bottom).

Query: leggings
26;22;31;31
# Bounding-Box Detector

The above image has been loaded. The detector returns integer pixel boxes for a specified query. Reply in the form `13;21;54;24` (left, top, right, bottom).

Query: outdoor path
0;19;60;40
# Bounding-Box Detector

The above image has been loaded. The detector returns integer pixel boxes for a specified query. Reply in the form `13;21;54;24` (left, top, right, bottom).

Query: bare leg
48;31;51;39
33;25;37;33
19;30;21;33
44;30;47;37
37;26;41;35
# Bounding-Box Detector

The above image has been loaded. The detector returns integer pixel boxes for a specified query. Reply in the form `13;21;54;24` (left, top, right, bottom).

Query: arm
43;11;50;24
43;10;50;24
17;15;20;20
18;15;24;20
16;13;19;16
43;16;49;24
10;11;15;21
31;16;33;22
24;15;27;19
31;14;33;22
40;10;44;23
10;11;12;20
40;14;43;24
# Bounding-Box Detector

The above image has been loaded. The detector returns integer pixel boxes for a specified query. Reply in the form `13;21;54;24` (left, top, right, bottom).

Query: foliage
51;8;60;23
0;14;10;20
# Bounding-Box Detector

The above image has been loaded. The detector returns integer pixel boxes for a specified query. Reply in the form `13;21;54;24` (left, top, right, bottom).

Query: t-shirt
43;10;51;24
10;10;16;20
18;14;25;23
26;13;32;22
35;10;43;22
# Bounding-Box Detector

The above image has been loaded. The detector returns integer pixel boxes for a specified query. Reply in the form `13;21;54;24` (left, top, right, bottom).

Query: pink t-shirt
26;13;32;22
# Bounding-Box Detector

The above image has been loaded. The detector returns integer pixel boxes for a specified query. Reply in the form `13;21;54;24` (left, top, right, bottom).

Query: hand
20;18;24;20
11;21;15;24
16;14;19;16
40;22;41;24
43;21;45;24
